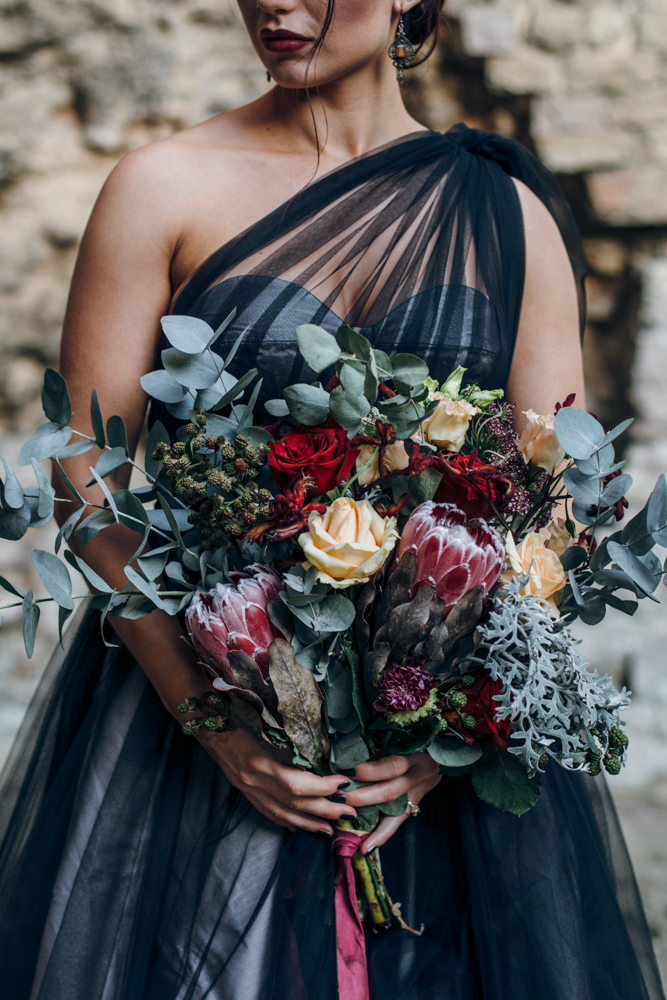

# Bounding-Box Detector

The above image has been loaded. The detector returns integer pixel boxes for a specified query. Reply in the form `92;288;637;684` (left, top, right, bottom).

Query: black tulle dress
0;126;664;1000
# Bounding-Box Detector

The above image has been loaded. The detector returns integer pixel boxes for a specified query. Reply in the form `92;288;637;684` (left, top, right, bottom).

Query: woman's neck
246;58;428;170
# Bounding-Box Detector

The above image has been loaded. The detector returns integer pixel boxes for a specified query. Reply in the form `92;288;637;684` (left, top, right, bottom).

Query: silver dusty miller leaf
460;577;630;777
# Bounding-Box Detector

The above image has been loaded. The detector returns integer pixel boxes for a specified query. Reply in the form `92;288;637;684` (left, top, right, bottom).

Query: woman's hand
197;727;358;835
343;754;441;855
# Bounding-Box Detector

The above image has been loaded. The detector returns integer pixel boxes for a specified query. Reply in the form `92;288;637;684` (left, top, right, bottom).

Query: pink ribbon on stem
332;829;370;1000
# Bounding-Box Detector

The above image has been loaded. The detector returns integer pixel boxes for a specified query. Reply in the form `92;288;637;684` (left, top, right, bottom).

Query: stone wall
1;0;667;981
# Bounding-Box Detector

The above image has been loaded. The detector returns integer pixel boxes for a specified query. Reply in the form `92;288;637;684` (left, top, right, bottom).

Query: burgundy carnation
434;451;513;521
374;660;438;714
267;415;358;496
460;672;512;750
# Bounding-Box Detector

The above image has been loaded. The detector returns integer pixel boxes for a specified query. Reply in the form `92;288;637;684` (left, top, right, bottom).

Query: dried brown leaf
376;584;435;655
267;638;330;765
442;587;484;653
375;551;415;627
228;649;281;719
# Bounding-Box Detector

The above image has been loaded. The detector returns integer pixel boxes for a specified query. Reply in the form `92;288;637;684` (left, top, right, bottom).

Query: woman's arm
506;179;586;421
56;146;354;835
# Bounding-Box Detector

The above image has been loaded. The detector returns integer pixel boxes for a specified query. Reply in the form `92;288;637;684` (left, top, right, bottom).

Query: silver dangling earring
388;13;415;84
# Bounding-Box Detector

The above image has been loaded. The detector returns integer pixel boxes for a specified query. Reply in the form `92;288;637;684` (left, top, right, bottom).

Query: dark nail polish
315;829;333;839
341;768;357;777
337;781;351;791
366;845;378;855
341;813;356;821
330;792;346;803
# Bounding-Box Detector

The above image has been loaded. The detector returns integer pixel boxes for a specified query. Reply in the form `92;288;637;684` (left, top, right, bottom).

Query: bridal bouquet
2;312;666;930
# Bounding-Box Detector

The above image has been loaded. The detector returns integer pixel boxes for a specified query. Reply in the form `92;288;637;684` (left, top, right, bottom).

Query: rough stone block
532;95;613;139
530;2;585;52
568;44;661;96
586;3;632;48
638;12;667;53
610;89;667;128
459;4;517;57
583;237;627;278
536;131;635;173
587;167;667;226
486;45;564;95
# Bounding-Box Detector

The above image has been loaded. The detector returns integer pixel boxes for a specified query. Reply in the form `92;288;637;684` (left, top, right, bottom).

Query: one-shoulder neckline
171;129;444;314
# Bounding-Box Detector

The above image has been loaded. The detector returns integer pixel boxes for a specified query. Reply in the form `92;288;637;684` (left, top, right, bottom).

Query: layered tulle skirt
0;607;663;1000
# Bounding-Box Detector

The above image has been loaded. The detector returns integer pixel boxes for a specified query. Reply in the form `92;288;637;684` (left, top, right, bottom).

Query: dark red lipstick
261;29;311;53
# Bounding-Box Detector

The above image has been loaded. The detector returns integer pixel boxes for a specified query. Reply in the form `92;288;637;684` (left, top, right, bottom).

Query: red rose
434;451;513;521
267;416;358;496
461;672;512;750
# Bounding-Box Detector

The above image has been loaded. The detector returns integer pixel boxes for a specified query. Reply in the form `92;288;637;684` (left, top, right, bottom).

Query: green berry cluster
584;726;629;777
178;691;237;736
152;408;271;550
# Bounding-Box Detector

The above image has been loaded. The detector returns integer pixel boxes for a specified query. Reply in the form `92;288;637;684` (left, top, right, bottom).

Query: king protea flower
396;501;504;611
185;563;282;680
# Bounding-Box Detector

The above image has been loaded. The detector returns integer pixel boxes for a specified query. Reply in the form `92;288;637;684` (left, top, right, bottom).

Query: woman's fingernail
342;768;357;777
316;829;333;838
365;845;378;855
330;793;346;803
337;781;351;791
341;813;356;821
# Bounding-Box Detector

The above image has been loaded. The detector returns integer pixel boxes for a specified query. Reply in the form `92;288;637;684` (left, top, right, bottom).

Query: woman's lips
261;30;311;53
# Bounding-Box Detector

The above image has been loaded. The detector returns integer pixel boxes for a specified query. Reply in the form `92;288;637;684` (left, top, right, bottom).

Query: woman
0;1;663;997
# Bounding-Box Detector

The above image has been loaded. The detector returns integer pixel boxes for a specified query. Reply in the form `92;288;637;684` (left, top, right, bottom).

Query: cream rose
298;498;399;588
355;440;409;486
518;409;565;473
421;397;478;453
502;531;566;616
545;518;574;559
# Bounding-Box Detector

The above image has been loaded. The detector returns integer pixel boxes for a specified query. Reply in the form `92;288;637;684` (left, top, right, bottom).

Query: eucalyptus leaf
210;306;237;346
123;565;168;612
337;324;371;362
264;399;290;418
554;407;605;460
559;545;587;571
0;575;25;598
389;353;429;387
427;738;483;766
112;489;149;532
64;550;113;593
87;447;129;485
295;324;341;373
23;488;53;528
563;468;601;506
30;457;56;518
0;451;25;509
75;507;116;546
575;442;615;476
647;474;667;532
329;384;370;431
608;540;660;597
145;419;169;479
0;500;31;540
90;388;105;448
283;384;330;425
601;474;632;506
22;590;40;659
106;415;129;453
137;548;171;581
236;378;263;432
161;347;223;390
330;729;370;769
379;794;409;816
54;439;95;459
31;550;74;610
55;504;86;553
372;349;392;378
206;368;257;411
18;422;72;465
140;369;187;404
161;315;214;354
42;368;71;426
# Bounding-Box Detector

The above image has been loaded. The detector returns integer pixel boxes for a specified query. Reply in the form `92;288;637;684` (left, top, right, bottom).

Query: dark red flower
397;502;505;613
267;415;358;496
374;659;437;715
457;672;511;750
244;479;327;543
433;451;513;521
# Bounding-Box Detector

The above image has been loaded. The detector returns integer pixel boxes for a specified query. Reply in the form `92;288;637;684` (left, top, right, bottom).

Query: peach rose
545;518;574;559
355;440;409;485
518;410;565;473
421;396;478;453
502;531;566;616
298;497;399;588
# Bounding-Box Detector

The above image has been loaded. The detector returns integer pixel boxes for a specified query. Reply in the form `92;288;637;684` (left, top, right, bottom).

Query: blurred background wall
1;0;666;980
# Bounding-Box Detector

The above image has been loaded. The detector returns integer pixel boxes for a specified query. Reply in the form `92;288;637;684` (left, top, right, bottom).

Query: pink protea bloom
185;563;282;680
396;501;504;612
374;660;437;715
